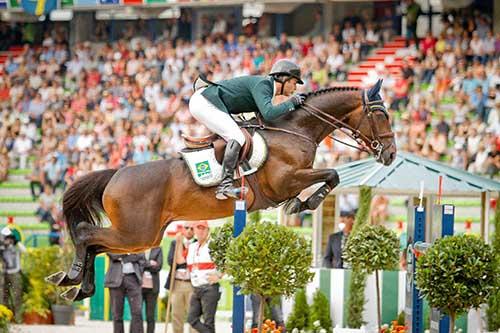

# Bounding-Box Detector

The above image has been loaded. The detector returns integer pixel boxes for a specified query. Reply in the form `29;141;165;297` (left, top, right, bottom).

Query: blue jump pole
232;200;247;333
405;205;426;333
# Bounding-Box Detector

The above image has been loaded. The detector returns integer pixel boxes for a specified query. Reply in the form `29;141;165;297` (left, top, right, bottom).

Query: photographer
1;228;26;323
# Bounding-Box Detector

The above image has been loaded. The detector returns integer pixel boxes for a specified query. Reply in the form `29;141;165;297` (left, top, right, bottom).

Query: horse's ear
368;79;383;99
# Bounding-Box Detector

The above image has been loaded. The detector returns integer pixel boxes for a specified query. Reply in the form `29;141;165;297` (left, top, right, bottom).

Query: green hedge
0;211;36;217
0;223;48;231
0;182;30;189
8;169;31;176
0;196;34;203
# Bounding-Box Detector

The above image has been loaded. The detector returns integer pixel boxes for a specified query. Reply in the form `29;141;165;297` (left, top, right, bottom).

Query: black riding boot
216;140;242;200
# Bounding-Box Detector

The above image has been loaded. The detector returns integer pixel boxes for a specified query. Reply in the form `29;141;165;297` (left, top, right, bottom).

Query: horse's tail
63;169;118;245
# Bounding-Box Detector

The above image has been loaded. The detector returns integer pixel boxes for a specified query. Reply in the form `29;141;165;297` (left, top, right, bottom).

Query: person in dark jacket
189;59;306;200
141;247;163;333
323;210;355;269
105;253;146;333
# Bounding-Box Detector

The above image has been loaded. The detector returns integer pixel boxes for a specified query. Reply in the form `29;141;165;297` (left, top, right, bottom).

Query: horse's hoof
284;198;302;214
216;186;248;200
61;287;80;302
45;271;67;286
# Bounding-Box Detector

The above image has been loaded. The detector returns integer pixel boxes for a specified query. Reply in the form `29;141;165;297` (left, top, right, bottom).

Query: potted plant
346;186;372;329
225;220;314;333
415;234;498;333
21;247;58;324
49;242;75;325
343;224;400;332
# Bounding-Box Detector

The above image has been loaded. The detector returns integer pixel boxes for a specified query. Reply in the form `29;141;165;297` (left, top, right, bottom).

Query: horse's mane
304;86;361;98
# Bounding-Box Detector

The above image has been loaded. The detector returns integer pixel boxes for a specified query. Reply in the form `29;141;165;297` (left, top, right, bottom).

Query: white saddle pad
180;132;268;187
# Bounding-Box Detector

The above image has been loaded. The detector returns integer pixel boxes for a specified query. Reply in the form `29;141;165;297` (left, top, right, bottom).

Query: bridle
300;89;395;160
243;89;394;160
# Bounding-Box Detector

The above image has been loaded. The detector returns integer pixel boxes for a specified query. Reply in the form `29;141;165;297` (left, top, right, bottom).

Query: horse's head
344;79;396;165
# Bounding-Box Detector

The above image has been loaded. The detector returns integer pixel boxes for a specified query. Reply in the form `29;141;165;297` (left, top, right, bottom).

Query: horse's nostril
390;152;395;160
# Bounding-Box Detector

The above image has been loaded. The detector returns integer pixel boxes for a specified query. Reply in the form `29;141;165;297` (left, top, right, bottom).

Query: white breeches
189;88;246;146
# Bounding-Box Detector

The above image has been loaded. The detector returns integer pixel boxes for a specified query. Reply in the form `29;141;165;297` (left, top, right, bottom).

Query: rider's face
282;77;299;96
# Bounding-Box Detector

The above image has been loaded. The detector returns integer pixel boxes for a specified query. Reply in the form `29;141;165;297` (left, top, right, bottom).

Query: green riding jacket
200;75;295;121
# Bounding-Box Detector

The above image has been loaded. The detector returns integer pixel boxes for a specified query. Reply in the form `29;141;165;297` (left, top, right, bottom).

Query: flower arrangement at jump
0;305;13;333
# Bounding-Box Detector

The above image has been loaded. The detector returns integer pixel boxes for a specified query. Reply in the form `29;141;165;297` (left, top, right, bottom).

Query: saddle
182;128;254;164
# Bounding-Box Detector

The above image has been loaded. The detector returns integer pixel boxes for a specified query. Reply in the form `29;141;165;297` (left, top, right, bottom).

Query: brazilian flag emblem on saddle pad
195;161;212;178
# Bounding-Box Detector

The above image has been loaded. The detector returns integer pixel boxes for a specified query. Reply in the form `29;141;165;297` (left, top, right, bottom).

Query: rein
243;89;394;159
301;90;394;159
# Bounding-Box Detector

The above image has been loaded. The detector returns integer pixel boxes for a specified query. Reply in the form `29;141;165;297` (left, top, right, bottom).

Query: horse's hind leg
61;246;102;301
46;222;95;287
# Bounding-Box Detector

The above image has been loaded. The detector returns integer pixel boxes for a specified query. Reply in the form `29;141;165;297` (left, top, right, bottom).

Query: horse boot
215;139;242;200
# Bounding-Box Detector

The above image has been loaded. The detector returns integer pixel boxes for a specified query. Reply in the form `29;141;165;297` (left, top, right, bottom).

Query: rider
189;59;307;200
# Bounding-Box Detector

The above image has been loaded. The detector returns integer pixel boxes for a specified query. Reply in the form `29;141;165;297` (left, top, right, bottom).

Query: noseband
301;89;395;159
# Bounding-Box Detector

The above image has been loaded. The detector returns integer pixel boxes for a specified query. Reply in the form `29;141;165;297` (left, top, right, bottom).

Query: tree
345;270;367;328
208;222;233;273
487;196;500;331
346;186;372;328
415;235;498;333
225;220;314;332
286;289;310;331
310;289;333;331
344;224;400;332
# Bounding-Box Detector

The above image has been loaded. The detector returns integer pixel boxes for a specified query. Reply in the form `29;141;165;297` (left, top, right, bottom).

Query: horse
46;79;396;301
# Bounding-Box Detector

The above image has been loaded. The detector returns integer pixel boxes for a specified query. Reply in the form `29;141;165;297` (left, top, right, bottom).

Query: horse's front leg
284;168;339;214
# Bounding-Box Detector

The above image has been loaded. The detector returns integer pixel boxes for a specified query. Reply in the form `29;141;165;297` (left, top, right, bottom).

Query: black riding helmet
269;59;304;85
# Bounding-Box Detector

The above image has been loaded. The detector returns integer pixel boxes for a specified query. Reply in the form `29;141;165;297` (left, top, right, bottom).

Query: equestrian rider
189;59;307;200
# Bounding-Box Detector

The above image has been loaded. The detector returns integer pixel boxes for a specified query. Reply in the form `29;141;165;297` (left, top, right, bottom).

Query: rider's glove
290;93;307;108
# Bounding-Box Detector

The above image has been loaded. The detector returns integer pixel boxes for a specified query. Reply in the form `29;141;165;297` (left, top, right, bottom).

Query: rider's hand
290;93;307;108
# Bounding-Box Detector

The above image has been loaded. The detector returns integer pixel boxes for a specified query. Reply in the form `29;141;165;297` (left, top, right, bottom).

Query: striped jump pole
232;199;247;333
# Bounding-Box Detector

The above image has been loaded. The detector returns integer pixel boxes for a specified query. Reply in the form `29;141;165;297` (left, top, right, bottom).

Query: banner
21;0;57;15
73;0;96;6
122;0;142;5
8;0;20;8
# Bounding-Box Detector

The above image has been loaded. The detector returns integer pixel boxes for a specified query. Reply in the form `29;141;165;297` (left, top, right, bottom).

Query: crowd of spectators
0;6;498;229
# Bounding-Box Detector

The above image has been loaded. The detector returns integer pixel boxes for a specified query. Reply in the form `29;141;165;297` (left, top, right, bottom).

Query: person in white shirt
13;133;32;169
165;222;197;333
186;221;222;333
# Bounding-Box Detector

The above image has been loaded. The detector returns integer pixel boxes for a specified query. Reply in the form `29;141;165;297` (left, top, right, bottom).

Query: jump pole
406;177;455;333
232;198;247;333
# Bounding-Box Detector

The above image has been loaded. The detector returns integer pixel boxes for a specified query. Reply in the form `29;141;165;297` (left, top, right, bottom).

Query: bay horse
47;79;396;301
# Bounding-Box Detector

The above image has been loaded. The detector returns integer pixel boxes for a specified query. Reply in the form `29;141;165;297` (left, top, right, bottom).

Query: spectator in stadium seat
12;132;31;169
28;159;44;201
470;85;488;122
404;0;421;46
35;186;56;224
43;154;63;192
